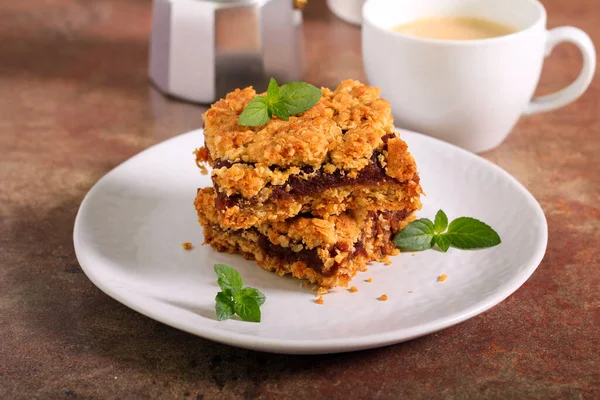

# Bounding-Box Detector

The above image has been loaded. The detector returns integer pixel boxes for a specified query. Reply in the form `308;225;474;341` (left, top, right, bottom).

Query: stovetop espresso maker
149;0;302;103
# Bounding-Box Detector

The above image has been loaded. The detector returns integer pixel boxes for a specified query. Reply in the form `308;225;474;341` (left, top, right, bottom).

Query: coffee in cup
392;16;516;40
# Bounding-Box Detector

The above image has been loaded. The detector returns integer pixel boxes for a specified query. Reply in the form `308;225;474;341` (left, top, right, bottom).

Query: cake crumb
380;294;388;301
408;290;413;294
349;286;358;293
181;242;193;250
316;296;324;305
193;147;210;175
411;253;416;256
317;287;329;296
437;274;448;282
366;277;373;283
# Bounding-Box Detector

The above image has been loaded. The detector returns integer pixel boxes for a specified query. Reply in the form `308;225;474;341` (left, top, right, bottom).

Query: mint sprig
238;78;322;126
393;210;501;252
214;264;266;322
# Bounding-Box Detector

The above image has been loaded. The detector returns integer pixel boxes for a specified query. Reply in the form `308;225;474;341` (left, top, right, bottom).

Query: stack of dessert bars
194;80;422;288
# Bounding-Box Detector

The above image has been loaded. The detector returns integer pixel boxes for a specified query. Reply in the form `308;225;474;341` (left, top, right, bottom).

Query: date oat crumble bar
196;187;417;287
194;80;422;288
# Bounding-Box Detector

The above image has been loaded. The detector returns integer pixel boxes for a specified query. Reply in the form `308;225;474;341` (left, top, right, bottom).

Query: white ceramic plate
74;129;547;354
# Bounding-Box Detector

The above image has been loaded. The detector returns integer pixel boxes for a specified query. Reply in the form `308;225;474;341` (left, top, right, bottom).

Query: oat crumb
316;296;324;305
437;274;448;282
349;286;358;293
366;277;373;283
380;294;388;301
193;147;210;175
181;242;193;250
408;290;413;294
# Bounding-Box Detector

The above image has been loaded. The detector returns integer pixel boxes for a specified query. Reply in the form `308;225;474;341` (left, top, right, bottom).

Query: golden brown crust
197;203;416;288
208;133;420;198
211;163;303;198
201;80;394;170
258;211;362;250
325;80;394;131
195;184;422;230
329;124;386;171
385;138;418;182
199;80;422;218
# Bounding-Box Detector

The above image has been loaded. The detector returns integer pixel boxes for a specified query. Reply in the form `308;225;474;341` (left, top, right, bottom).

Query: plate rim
73;128;548;354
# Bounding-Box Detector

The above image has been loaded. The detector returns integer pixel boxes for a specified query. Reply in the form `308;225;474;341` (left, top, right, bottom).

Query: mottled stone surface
1;0;598;399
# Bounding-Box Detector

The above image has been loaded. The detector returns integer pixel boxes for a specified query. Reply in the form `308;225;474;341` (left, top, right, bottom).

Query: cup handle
524;27;596;115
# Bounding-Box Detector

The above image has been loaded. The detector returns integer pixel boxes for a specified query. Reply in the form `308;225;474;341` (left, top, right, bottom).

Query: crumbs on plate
380;294;388;301
181;242;193;250
437;273;448;282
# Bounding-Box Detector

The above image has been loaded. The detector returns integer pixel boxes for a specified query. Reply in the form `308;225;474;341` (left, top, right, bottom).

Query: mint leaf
240;287;266;306
266;77;280;104
234;296;261;323
278;82;322;115
214;264;243;292
445;217;501;249
434;209;448;234
215;292;235;321
434;234;451;252
214;264;266;323
270;102;290;121
393;218;435;251
238;79;321;127
238;96;269;126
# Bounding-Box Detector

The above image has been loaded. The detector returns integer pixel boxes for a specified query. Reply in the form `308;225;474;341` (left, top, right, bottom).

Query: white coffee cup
362;0;596;152
327;0;365;25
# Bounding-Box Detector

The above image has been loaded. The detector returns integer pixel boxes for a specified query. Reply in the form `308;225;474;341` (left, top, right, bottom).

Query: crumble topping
201;80;396;172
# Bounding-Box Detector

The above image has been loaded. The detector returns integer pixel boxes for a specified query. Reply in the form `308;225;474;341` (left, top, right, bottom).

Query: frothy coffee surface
392;16;517;40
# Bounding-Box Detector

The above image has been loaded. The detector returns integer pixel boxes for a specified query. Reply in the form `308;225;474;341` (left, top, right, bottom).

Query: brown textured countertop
1;0;598;398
